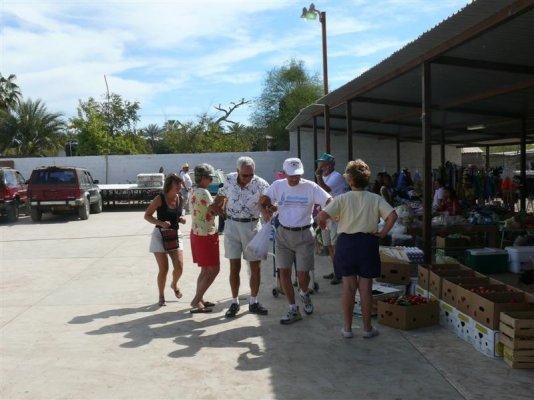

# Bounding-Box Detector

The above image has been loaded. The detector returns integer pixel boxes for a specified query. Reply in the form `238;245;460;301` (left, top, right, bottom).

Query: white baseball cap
283;158;304;176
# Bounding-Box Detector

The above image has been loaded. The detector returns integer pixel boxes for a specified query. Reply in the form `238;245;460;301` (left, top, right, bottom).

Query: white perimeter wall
290;130;462;180
7;151;291;184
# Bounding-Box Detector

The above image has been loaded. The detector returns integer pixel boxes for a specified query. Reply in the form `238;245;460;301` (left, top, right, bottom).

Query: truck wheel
30;207;42;222
6;202;19;222
90;196;103;214
78;197;90;220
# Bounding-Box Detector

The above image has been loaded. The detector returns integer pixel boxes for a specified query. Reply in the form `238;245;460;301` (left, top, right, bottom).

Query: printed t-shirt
218;172;269;219
190;187;216;235
265;178;331;227
323;190;394;234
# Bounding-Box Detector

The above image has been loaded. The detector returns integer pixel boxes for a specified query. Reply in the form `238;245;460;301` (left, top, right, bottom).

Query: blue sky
1;0;470;129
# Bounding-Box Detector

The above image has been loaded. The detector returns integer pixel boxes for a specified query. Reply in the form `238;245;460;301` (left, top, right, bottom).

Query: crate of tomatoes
378;295;439;330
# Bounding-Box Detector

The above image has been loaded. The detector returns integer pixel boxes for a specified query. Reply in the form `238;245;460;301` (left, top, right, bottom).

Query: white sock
249;296;257;305
232;298;239;304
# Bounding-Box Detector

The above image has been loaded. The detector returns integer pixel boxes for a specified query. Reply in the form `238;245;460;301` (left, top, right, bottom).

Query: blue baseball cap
316;153;335;163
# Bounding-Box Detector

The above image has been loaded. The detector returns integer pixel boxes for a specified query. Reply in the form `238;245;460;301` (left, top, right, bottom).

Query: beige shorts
274;225;315;272
149;227;184;253
223;219;261;261
321;219;338;246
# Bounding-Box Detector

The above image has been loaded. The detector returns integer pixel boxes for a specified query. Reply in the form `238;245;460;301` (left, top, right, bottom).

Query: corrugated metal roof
287;0;534;147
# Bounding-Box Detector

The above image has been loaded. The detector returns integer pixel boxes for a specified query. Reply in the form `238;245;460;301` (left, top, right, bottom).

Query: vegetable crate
499;311;534;368
377;295;439;330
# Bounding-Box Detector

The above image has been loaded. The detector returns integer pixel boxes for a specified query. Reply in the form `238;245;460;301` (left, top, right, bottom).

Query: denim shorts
334;233;380;278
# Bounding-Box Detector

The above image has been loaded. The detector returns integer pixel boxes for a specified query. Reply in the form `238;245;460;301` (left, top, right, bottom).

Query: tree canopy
251;59;323;150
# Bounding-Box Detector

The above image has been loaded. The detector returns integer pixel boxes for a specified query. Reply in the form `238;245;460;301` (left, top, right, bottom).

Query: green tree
71;93;147;155
251;59;322;150
142;123;163;152
0;98;65;156
0;73;22;111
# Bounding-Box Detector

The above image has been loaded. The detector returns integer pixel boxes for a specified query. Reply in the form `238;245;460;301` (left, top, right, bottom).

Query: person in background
189;163;220;313
158;166;164;174
380;173;394;206
432;178;446;210
317;159;397;339
371;172;384;194
260;158;331;325
314;153;347;285
211;156;271;318
439;186;462;216
179;163;192;214
144;174;186;306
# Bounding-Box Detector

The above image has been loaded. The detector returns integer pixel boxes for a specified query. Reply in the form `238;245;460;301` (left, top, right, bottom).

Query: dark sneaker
249;302;268;315
299;290;314;315
225;303;240;318
330;277;342;285
323;273;334;280
280;307;302;325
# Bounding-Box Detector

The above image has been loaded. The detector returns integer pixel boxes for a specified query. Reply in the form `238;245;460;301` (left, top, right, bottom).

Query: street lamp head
301;3;319;20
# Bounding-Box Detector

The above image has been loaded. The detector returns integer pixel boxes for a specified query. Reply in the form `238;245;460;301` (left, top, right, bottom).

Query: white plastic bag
245;222;273;260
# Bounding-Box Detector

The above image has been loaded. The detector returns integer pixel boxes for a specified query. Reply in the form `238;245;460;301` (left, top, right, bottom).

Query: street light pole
301;3;328;95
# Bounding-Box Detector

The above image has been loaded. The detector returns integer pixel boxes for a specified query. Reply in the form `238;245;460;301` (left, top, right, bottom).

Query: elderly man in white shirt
211;156;271;318
260;158;331;325
314;153;347;285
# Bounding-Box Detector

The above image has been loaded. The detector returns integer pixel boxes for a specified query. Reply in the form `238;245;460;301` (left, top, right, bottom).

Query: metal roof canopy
287;0;534;263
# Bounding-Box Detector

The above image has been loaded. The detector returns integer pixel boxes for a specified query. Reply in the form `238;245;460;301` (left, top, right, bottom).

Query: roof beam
434;56;534;75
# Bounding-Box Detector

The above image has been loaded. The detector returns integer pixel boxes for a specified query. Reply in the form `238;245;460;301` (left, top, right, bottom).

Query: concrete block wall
290;130;462;180
7;151;291;184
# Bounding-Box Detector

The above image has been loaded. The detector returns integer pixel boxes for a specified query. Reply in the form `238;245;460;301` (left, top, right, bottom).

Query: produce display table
408;224;499;248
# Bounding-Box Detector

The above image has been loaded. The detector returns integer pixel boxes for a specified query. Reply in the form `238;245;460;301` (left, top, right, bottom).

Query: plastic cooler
464;248;509;274
505;246;534;273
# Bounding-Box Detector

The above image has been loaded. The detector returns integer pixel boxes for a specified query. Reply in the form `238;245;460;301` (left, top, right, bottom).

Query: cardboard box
415;284;429;298
377;262;412;285
472;321;503;359
354;283;403;316
377;299;439;330
441;276;490;307
455;283;508;315
439;300;457;331
436;236;470;249
428;268;475;299
471;292;530;329
417;264;464;292
455;310;474;343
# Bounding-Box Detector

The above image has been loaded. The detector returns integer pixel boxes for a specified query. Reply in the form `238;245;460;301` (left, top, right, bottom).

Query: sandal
158;296;166;306
190;307;212;314
171;285;183;299
202;301;215;308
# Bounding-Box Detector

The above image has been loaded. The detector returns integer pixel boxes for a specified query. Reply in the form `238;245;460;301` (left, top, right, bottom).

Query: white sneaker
341;329;353;339
280;307;303;325
299;290;314;315
362;327;380;339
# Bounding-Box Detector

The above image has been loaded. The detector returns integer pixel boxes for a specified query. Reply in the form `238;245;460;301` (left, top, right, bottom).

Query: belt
280;224;312;231
227;216;259;223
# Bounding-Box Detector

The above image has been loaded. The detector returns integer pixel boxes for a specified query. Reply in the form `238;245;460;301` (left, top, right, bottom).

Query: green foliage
251;59;322;150
0;73;22;112
71;93;147;155
0;98;65;156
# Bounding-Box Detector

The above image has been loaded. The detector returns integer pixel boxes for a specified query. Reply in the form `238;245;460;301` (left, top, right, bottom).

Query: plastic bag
245;222;273;260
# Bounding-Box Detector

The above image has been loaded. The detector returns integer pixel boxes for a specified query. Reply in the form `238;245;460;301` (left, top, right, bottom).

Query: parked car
27;166;103;221
0;167;29;222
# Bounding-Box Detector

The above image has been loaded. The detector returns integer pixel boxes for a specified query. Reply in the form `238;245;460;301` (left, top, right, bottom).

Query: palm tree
1;98;65;156
143;123;162;152
0;73;22;111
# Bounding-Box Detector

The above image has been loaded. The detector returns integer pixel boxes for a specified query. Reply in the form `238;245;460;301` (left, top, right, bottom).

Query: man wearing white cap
260;158;331;325
179;163;192;213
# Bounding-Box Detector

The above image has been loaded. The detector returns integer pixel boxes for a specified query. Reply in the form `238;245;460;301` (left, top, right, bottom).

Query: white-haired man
179;163;192;213
211;156;271;318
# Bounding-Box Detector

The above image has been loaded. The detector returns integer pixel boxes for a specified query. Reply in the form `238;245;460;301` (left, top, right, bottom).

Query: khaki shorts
149;227;184;253
320;219;338;246
274;226;315;272
223;219;261;261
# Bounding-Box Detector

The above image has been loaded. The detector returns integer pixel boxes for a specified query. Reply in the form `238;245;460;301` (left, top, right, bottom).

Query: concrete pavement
1;209;533;400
